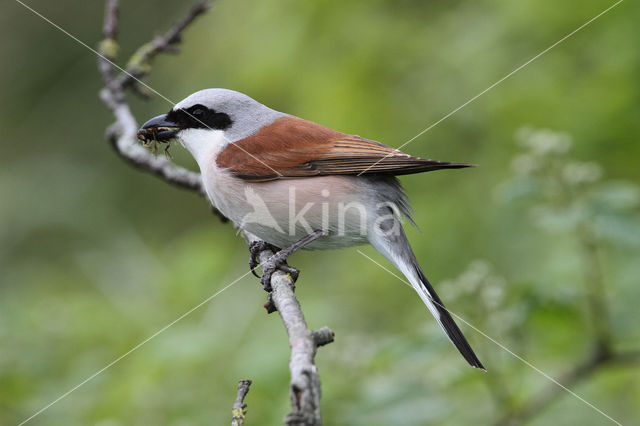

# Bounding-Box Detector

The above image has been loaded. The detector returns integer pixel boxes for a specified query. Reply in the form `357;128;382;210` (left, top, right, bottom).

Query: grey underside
242;175;415;250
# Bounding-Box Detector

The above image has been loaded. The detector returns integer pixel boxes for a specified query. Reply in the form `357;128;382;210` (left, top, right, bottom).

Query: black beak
137;114;180;142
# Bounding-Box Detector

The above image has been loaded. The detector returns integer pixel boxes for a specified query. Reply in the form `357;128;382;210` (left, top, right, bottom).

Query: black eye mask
166;104;233;131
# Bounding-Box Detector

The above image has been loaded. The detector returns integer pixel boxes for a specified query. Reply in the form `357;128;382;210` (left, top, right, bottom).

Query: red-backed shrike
139;88;484;369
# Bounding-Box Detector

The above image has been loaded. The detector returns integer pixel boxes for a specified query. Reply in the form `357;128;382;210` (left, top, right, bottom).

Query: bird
138;88;484;370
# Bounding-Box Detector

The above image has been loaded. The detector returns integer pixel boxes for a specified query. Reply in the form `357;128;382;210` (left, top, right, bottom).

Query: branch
245;233;334;425
494;223;640;426
97;0;225;217
96;2;334;424
231;380;252;426
115;0;211;97
610;349;640;366
495;348;640;426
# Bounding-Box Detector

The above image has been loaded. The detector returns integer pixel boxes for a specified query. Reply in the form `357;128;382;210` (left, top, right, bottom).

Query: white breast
178;129;228;167
177;129;247;221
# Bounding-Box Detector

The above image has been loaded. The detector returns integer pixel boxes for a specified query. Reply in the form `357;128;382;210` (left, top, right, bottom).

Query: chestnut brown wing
216;116;470;182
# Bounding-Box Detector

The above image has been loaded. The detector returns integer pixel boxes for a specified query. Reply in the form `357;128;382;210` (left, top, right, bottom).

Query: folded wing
217;116;471;181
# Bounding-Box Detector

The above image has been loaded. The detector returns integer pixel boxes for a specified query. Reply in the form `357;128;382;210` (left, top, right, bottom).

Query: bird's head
138;88;285;162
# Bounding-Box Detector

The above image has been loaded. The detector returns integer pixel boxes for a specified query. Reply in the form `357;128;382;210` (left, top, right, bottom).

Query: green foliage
498;127;640;245
1;0;639;425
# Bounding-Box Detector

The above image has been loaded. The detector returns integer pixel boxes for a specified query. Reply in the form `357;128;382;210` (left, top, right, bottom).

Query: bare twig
115;0;211;97
578;226;612;349
97;0;119;95
611;349;640;366
97;0;225;215
97;2;333;424
495;348;640;426
231;380;252;426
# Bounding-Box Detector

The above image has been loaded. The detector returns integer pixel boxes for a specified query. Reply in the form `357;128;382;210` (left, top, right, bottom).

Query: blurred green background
1;0;639;425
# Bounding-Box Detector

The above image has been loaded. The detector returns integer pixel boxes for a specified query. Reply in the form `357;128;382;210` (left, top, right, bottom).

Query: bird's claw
248;240;279;278
249;230;326;293
259;252;299;292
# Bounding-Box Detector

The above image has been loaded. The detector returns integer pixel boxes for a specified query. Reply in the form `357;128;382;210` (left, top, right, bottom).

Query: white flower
562;161;603;185
517;127;572;155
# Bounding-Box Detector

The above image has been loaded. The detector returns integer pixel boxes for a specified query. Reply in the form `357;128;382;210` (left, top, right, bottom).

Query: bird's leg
256;230;327;292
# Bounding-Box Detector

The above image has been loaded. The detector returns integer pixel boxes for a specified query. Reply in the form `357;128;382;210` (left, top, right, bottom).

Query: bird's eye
175;104;232;130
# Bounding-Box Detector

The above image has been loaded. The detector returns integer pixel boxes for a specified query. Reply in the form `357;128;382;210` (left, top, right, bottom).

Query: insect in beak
137;114;180;158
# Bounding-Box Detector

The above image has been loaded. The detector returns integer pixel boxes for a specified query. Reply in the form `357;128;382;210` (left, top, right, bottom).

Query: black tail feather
414;263;485;370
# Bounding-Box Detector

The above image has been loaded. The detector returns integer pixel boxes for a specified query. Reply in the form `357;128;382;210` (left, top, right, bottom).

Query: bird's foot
249;240;279;279
260;253;299;292
250;230;328;293
249;240;298;292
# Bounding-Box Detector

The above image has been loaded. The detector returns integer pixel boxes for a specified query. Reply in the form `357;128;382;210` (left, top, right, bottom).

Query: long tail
370;230;485;370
